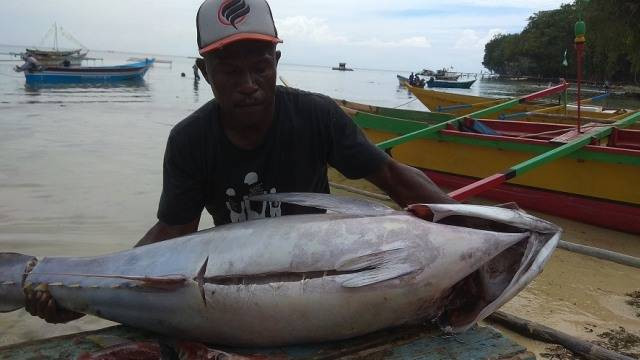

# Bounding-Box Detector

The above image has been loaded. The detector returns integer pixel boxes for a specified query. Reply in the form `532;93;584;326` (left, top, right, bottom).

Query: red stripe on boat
424;169;640;235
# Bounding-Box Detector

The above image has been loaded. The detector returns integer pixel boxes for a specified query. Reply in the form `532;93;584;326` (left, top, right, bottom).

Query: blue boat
20;58;155;84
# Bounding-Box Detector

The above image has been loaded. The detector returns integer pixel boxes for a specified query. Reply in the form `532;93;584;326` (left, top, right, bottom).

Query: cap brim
199;33;282;55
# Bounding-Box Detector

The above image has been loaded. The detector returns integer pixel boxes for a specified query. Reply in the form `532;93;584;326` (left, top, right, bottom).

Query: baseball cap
197;0;282;55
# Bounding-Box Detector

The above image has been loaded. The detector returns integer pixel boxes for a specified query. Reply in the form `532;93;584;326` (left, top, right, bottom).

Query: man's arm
135;217;200;247
366;158;457;207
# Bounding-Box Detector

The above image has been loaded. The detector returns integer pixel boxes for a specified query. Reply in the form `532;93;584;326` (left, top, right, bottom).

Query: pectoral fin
336;248;422;288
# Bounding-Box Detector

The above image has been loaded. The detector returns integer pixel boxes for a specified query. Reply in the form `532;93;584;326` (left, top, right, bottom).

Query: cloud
277;16;430;49
454;28;504;49
277;16;348;44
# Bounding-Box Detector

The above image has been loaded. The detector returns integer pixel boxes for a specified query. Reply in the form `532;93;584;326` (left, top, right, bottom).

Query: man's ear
196;58;209;84
275;50;281;65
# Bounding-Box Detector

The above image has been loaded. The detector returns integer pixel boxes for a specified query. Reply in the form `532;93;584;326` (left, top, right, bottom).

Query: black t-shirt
157;86;388;226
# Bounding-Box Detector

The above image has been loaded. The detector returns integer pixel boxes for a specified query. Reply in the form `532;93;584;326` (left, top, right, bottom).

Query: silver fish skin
0;193;560;347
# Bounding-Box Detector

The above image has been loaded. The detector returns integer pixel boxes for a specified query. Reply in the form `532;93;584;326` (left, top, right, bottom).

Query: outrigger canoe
340;102;640;234
334;98;640;130
406;84;638;128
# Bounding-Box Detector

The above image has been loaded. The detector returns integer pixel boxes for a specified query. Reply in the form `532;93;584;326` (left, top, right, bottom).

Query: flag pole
575;18;586;133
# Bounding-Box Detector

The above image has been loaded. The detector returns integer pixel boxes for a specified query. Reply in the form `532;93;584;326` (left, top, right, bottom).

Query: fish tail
0;252;37;312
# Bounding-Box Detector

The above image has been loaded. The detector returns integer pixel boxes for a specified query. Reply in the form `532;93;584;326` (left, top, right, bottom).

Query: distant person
62;59;71;67
193;61;201;80
409;72;415;86
25;0;457;324
14;54;41;72
414;74;421;86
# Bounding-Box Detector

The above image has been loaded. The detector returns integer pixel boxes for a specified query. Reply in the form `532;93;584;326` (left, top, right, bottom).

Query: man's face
199;40;280;128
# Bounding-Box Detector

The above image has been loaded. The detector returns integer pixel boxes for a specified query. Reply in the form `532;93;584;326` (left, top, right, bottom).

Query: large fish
0;193;560;347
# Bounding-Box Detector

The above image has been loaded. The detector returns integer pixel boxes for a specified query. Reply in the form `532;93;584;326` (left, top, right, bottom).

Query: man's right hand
24;284;85;324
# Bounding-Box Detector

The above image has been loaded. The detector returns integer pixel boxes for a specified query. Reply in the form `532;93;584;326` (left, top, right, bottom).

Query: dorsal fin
249;192;396;216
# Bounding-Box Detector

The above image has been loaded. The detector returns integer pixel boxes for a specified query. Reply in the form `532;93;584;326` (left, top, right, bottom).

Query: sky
0;0;566;72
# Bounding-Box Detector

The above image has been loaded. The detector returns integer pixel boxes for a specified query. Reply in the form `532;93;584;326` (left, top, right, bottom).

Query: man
26;0;455;324
193;60;201;80
14;54;41;73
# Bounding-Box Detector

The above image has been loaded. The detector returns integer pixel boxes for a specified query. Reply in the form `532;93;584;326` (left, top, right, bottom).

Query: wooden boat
332;62;353;71
435;68;460;81
21;23;89;66
23;48;88;66
426;77;475;89
20;59;155;84
336;98;640;130
397;74;410;86
341;102;640;234
406;85;640;129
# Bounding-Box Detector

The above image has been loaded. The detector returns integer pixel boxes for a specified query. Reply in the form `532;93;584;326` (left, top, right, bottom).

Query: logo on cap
218;0;251;29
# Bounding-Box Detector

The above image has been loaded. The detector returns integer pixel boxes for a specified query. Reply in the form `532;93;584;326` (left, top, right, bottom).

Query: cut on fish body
0;193;560;346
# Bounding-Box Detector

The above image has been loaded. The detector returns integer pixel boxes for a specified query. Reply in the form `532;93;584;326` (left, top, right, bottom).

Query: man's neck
220;103;275;150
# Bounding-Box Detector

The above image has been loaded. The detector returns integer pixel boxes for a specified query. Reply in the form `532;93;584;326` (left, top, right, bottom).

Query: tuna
0;193;560;347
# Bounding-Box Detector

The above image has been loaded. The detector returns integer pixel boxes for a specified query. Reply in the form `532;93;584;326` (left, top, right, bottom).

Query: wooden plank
549;123;601;144
0;324;534;360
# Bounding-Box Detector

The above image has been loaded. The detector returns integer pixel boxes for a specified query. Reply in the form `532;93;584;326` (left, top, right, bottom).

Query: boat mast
54;22;58;51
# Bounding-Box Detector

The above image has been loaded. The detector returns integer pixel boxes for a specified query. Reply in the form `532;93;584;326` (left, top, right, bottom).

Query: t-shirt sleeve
157;128;206;225
324;99;389;179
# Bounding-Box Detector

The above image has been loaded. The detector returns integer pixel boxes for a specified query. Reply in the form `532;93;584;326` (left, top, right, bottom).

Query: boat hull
426;79;475;89
23;59;154;84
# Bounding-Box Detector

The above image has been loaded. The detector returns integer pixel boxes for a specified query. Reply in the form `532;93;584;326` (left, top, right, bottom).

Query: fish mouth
437;239;527;330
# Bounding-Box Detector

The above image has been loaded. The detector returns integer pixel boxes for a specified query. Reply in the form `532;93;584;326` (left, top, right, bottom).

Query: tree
482;1;639;83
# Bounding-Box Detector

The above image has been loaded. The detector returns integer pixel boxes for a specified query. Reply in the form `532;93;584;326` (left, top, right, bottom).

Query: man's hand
367;159;457;207
24;284;85;324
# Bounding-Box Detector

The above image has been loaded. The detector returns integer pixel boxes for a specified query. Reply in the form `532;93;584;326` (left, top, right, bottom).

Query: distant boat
419;68;460;80
426;77;476;89
127;57;172;65
435;68;460;81
19;23;89;66
332;62;353;71
18;58;155;84
23;48;88;67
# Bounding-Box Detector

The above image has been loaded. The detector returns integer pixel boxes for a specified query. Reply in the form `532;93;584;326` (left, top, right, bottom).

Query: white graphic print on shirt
224;171;281;223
